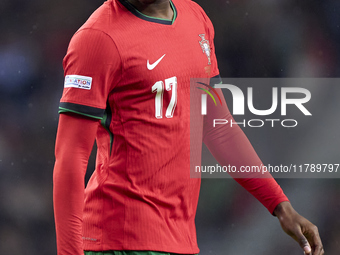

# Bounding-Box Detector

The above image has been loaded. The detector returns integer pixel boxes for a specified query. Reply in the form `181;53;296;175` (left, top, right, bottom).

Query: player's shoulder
77;1;113;34
65;1;122;60
175;0;214;29
74;0;130;39
177;0;210;20
179;0;205;12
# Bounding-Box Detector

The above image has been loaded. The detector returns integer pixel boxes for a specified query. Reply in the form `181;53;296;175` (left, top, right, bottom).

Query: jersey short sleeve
59;28;121;119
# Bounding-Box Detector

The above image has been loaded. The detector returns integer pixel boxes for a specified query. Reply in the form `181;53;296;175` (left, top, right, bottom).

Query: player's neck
126;0;174;21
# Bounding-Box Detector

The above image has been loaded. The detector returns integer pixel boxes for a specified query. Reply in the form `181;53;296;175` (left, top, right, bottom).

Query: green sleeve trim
59;102;105;119
59;107;103;120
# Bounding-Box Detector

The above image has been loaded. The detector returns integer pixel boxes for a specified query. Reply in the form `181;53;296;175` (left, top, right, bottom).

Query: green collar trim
119;0;177;25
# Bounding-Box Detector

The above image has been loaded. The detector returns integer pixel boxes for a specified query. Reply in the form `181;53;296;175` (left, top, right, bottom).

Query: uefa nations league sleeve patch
64;75;92;90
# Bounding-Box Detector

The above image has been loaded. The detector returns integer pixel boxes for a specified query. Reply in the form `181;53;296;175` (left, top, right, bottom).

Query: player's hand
273;201;324;255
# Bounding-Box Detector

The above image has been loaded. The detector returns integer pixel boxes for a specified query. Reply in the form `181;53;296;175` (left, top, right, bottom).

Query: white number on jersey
152;76;177;119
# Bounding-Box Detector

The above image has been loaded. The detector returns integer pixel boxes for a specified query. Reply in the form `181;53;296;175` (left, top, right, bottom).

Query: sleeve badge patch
64;75;92;90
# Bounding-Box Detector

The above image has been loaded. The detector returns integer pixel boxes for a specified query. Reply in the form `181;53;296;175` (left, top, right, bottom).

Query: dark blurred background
0;0;339;254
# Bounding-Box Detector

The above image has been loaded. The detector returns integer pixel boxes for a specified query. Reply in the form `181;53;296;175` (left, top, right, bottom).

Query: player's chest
114;24;212;90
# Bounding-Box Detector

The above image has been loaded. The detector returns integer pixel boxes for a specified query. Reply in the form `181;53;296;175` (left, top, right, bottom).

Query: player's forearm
53;113;98;255
203;89;288;213
204;124;288;213
53;158;86;255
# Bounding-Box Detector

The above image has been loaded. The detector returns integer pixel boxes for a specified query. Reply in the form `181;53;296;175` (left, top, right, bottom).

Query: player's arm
203;89;323;255
53;28;121;255
53;113;99;255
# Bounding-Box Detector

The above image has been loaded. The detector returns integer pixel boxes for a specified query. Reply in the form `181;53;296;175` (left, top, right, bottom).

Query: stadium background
0;0;339;254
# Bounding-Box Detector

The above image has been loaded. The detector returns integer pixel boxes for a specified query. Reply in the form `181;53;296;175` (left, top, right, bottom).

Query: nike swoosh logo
147;54;166;70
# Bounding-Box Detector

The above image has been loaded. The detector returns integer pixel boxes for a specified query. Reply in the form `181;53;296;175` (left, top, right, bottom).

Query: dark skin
274;201;324;255
127;0;174;20
127;1;325;254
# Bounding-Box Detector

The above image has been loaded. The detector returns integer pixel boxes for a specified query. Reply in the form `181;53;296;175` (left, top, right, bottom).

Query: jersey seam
99;166;110;250
107;93;128;249
122;115;128;250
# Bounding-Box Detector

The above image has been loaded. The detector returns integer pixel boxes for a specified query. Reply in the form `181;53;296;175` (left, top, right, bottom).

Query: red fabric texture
53;114;99;255
203;88;289;214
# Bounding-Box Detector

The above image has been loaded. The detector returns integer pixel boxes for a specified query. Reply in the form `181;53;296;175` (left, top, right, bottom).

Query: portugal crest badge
199;34;211;65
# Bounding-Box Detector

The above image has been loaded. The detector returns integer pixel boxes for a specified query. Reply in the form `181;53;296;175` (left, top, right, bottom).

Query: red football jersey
60;0;218;253
58;0;288;253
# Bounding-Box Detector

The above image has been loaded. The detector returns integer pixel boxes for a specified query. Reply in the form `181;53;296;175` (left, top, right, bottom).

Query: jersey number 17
152;76;177;119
